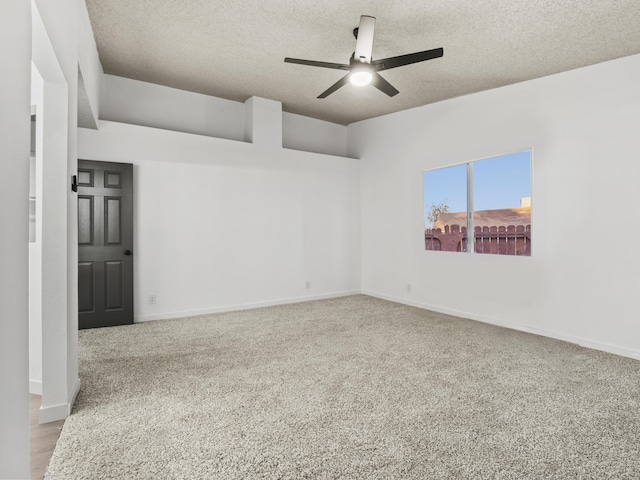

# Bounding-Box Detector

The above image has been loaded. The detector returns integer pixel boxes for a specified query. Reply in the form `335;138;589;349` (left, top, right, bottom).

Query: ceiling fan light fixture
349;64;373;86
349;70;372;86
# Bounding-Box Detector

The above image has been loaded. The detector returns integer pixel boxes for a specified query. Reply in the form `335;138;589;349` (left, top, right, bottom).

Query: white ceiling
85;0;640;125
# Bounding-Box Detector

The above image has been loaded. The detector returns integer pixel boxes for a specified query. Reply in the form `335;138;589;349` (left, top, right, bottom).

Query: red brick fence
425;224;531;256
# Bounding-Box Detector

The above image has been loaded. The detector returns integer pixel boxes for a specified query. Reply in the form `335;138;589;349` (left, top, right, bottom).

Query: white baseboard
133;288;639;361
38;377;81;424
134;290;362;323
30;379;42;395
363;290;640;362
39;402;68;424
69;377;81;412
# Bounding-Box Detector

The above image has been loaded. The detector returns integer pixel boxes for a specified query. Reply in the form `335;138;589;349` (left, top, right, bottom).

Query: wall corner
244;96;282;148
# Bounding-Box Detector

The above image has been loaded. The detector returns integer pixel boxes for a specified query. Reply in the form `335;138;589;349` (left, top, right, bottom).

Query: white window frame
423;149;532;256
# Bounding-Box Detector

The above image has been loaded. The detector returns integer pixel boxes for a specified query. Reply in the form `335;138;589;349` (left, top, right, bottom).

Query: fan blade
285;58;350;70
317;74;350;99
354;15;376;63
372;47;443;71
372;73;399;97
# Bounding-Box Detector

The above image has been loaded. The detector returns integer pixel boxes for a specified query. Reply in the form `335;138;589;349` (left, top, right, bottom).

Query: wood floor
30;394;65;480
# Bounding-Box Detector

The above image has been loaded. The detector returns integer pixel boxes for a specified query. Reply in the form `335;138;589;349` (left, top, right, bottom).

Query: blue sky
423;151;531;220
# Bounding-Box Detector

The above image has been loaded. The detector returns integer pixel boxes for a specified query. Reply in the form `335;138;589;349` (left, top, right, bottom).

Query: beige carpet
46;295;640;479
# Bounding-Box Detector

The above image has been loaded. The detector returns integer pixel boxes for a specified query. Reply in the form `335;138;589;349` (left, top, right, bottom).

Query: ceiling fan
284;15;444;99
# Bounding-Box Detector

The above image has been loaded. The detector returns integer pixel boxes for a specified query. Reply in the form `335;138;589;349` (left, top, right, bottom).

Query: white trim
134;290;362;323
466;162;474;253
37;377;80;424
38;402;68;425
362;290;640;362
68;377;81;414
29;379;42;396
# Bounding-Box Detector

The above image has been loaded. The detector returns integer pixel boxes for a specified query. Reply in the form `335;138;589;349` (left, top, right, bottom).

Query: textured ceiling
85;0;640;125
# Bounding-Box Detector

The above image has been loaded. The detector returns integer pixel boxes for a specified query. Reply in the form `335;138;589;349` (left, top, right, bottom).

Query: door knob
124;250;132;256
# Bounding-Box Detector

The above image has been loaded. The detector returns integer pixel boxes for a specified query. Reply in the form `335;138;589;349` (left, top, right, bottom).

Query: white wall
283;112;348;157
244;96;282;147
100;75;350;157
349;54;640;360
101;74;246;141
32;0;81;423
77;0;103;127
29;65;44;396
0;1;31;477
78;121;360;321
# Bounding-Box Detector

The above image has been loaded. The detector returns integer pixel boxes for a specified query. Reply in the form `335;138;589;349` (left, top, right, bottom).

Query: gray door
77;160;134;329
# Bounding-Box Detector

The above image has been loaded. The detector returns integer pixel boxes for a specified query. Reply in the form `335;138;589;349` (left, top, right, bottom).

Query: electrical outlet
306;281;311;289
148;294;157;305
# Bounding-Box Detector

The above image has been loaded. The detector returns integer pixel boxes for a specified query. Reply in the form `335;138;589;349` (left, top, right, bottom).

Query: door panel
78;262;94;312
77;160;133;329
105;197;121;244
104;170;122;188
77;196;94;245
105;261;123;310
77;168;93;186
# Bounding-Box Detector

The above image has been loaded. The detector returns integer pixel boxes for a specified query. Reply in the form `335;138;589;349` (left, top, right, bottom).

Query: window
424;151;531;256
